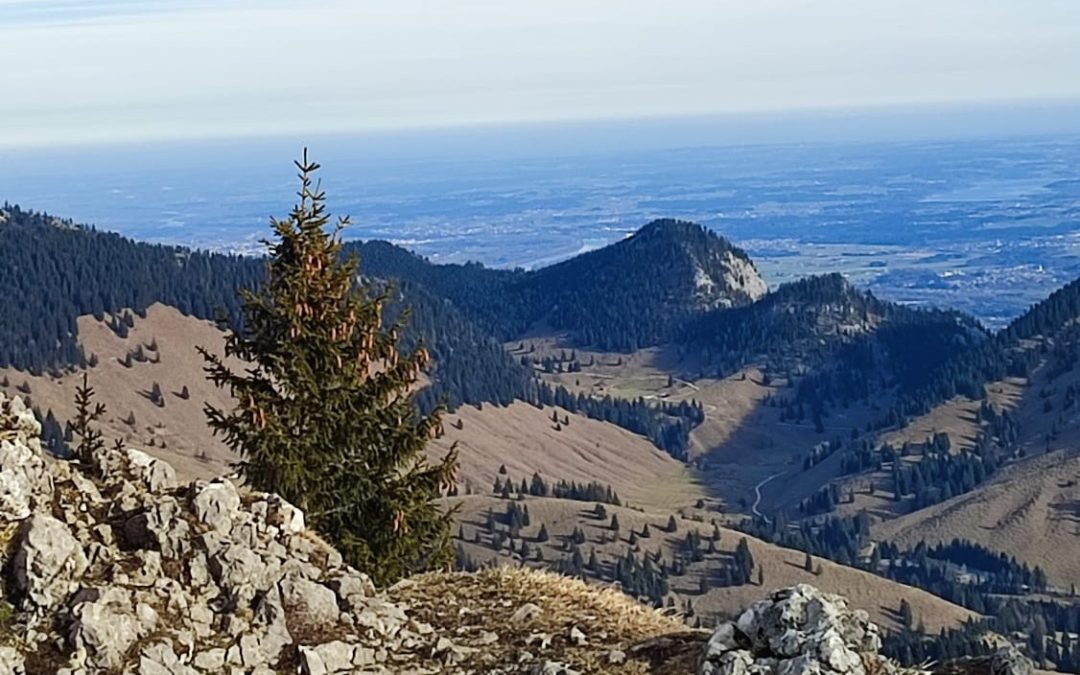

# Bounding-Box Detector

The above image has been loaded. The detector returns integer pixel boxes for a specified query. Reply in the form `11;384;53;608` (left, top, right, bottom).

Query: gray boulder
192;480;241;532
991;646;1034;675
67;587;143;671
0;437;51;520
701;585;891;675
280;574;341;627
13;514;88;613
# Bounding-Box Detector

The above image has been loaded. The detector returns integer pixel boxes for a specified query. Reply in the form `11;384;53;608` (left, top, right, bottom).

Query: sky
1;0;1080;148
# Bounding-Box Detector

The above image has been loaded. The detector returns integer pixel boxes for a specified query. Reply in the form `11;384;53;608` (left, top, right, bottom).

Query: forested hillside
352;218;767;350
683;273;987;413
0;205;708;455
0;204;529;411
9;200;1080;672
887;271;1080;423
0;203;262;372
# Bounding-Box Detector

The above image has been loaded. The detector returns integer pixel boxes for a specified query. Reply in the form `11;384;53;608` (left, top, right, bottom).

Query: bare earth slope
0;303;237;479
864;352;1080;587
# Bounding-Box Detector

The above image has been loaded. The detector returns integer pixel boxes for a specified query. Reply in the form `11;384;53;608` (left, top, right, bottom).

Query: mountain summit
354;218;767;351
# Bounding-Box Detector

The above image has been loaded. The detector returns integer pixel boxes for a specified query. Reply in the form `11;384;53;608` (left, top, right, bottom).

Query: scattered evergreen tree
899;599;913;629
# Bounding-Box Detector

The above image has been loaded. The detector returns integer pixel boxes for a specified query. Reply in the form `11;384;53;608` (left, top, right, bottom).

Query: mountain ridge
352;218;768;351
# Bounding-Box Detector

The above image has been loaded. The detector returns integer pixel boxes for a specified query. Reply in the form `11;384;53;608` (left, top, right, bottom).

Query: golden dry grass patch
390;566;702;674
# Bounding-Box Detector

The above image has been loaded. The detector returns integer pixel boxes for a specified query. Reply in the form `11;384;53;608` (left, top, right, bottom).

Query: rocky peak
699;585;890;675
630;219;768;308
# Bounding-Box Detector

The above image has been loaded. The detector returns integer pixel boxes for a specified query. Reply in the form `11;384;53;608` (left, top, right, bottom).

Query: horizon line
4;96;1080;154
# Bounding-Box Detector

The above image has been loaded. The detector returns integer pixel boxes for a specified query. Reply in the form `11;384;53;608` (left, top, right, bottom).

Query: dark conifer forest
351;218;762;351
8;202;1080;443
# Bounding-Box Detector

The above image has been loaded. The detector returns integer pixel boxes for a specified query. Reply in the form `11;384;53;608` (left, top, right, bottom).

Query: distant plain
4;132;1079;328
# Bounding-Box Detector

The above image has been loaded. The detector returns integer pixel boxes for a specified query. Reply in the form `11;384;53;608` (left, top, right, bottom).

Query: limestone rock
209;543;267;609
279;574;341;626
67;587;143;671
991;646;1034;675
124;447;177;493
123;496;191;557
13;514;88;613
192;480;241;532
266;494;306;535
0;391;449;673
700;585;892;675
0;436;51;520
0;646;26;675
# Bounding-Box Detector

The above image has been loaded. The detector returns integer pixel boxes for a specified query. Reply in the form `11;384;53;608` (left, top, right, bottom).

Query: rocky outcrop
699;585;888;675
0;390;697;675
0;391;449;674
698;585;1033;675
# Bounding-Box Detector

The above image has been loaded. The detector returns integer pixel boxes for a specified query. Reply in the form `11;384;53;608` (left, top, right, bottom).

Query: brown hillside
431;401;703;511
0;303;237;479
876;448;1080;587
448;494;976;634
847;349;1080;585
0;306;700;512
511;335;883;513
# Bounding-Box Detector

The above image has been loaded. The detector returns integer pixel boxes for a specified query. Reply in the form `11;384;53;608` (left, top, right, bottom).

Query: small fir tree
200;153;458;586
72;372;106;465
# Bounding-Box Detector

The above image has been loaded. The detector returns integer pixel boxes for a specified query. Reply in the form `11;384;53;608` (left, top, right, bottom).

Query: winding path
751;472;786;524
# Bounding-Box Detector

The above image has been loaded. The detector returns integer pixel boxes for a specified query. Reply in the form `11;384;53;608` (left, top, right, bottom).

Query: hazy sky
2;0;1079;148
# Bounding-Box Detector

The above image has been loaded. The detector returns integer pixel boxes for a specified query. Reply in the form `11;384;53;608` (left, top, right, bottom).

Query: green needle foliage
72;372;107;466
200;151;458;586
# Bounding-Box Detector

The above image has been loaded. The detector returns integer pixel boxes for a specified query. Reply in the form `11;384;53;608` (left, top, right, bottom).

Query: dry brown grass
868;354;1080;586
509;335;888;513
390;566;702;675
875;447;1080;587
0;308;704;515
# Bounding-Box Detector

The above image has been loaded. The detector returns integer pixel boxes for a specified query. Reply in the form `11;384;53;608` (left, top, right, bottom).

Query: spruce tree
72;372;106;466
200;153;458;586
